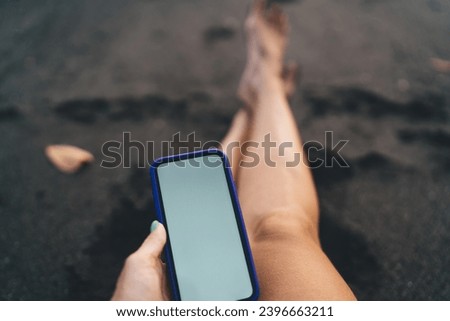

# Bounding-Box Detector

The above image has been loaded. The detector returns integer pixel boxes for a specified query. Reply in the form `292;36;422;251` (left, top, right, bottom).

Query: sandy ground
0;0;449;300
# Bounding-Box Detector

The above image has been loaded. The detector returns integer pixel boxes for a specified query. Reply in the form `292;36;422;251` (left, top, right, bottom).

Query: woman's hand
112;221;170;300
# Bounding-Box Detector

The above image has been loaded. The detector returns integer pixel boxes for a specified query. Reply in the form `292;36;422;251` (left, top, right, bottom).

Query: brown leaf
430;57;450;73
45;144;94;174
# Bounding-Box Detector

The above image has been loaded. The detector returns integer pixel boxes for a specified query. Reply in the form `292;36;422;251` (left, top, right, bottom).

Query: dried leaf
45;144;94;174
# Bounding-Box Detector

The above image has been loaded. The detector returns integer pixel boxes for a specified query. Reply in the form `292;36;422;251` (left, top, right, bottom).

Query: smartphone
150;149;259;301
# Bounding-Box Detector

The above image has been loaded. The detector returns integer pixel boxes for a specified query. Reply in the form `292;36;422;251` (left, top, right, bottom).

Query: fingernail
150;220;159;233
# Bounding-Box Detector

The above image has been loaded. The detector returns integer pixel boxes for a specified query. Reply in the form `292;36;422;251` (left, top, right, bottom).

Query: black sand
0;0;449;300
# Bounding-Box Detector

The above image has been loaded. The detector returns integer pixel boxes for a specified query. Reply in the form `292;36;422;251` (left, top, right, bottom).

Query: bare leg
223;1;355;300
220;109;249;180
221;64;298;178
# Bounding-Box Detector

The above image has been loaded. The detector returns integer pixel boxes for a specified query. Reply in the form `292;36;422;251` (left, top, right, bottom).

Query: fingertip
150;220;159;233
136;221;166;257
150;221;166;239
154;222;167;241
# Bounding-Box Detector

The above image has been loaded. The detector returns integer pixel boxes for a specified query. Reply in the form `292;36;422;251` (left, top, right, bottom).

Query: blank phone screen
156;155;253;300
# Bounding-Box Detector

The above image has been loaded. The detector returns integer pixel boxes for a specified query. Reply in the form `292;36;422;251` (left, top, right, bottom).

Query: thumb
135;220;167;258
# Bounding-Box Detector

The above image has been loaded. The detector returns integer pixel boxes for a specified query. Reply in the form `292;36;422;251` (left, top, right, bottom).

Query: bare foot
238;0;291;107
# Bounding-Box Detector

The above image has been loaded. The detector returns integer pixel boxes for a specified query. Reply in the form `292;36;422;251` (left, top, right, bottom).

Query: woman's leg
226;1;355;300
220;109;250;180
221;53;298;178
220;71;297;180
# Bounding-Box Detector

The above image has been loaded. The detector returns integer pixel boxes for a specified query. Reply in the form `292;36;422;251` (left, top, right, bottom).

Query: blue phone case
150;149;259;301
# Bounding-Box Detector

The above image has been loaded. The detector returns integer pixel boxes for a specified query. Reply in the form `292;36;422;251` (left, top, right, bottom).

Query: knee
251;210;319;245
